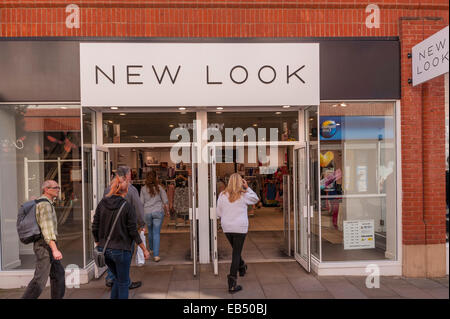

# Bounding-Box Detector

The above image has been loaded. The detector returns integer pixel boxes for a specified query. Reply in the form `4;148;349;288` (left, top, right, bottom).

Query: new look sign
412;26;449;86
80;43;320;107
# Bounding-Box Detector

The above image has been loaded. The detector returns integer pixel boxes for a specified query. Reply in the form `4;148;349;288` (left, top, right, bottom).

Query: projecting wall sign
412;26;449;86
80;43;320;107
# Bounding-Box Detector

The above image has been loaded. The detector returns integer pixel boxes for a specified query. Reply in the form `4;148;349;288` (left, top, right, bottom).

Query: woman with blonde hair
217;173;259;293
140;171;169;262
92;176;150;299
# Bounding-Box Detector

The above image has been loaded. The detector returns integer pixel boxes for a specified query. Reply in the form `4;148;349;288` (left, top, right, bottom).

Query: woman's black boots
239;264;248;277
227;275;242;294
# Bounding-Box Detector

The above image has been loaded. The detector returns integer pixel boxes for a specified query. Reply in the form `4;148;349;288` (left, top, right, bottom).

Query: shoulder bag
93;202;127;268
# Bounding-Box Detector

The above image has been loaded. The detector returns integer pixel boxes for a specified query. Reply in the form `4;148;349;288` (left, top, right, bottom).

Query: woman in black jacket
93;176;150;299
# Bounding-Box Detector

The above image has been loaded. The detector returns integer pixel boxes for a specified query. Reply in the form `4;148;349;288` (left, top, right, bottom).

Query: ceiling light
216;111;222;114
217;107;223;110
282;105;290;109
309;118;314;121
169;124;175;128
119;113;126;116
178;107;186;111
110;107;119;110
61;106;67;109
108;120;113;123
340;103;347;107
253;124;258;127
275;112;281;115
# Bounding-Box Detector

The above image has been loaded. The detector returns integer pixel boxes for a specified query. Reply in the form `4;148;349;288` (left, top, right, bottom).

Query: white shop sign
80;43;320;107
412;26;449;86
343;220;375;250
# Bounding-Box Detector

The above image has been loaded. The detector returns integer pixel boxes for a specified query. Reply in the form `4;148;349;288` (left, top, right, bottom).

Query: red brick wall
400;18;448;246
0;1;449;248
0;1;448;37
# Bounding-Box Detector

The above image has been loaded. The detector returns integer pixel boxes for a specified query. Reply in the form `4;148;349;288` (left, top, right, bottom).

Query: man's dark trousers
22;238;65;299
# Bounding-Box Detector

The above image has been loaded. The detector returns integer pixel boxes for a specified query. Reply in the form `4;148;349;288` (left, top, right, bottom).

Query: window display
0;105;83;270
318;102;397;261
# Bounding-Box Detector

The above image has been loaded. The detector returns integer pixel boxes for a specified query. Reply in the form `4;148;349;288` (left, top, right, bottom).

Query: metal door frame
189;143;199;277
208;145;219;275
293;142;311;272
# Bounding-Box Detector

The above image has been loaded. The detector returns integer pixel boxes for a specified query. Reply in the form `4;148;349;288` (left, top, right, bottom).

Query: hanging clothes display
173;186;189;215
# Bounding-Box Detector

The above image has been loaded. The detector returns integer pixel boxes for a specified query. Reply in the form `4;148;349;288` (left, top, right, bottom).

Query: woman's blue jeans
144;211;164;257
100;247;132;299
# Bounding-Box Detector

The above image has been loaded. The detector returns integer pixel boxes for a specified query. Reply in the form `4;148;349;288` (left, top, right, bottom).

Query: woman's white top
216;187;259;234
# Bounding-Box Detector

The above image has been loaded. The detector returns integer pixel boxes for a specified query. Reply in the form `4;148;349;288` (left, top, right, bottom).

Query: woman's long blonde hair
223;173;245;203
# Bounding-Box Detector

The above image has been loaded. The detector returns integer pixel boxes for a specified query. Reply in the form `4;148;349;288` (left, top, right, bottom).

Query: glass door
93;145;110;205
293;143;311;272
189;144;199;277
92;145;110;277
208;145;219;275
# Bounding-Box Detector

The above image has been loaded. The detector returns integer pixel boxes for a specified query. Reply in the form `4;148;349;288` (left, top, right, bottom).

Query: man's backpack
17;198;49;244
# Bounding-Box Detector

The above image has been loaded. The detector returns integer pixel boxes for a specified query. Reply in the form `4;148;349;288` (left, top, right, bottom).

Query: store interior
109;145;295;265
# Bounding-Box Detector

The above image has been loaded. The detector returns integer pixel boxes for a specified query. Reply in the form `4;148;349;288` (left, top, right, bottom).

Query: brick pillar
400;18;448;277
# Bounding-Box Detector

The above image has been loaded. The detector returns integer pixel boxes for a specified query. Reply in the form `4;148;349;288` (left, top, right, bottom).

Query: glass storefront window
0;105;83;270
319;102;397;261
103;112;196;143
82;109;95;265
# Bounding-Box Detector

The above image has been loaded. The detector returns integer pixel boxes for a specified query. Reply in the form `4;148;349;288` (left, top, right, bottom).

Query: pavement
0;261;448;299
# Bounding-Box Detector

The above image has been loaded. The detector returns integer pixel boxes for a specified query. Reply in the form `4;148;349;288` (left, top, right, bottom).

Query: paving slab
405;278;446;289
297;291;335;299
344;276;401;298
318;277;368;299
200;288;233;299
387;285;435;299
261;283;300;299
430;277;449;288
171;265;200;281
69;288;109;299
167;280;200;299
133;289;168;299
288;276;327;292
421;288;449;299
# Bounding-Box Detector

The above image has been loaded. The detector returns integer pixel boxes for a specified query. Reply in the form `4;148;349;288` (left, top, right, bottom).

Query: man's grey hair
41;180;56;194
116;166;131;177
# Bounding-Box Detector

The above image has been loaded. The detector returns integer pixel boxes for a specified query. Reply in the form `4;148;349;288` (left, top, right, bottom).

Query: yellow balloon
320;151;334;167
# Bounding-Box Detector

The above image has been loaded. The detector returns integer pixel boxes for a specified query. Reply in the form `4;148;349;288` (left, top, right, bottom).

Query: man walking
104;166;145;289
22;180;65;299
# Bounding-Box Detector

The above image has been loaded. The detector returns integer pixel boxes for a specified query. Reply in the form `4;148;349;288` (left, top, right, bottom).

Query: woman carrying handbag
92;176;150;299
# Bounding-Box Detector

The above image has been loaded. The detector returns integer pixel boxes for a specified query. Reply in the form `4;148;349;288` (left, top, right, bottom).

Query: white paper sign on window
343;220;375;250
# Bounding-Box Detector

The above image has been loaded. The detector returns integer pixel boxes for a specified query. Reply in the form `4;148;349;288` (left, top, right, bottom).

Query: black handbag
93;202;126;268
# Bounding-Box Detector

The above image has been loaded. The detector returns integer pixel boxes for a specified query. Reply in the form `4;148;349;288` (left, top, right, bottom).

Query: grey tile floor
1;261;448;299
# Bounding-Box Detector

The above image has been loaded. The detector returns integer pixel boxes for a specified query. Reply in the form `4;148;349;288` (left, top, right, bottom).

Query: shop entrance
90;143;199;276
206;142;313;274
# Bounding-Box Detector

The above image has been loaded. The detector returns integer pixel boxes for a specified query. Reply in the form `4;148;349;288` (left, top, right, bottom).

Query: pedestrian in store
103;166;145;289
93;176;150;299
140;171;169;262
22;180;65;299
216;173;259;294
